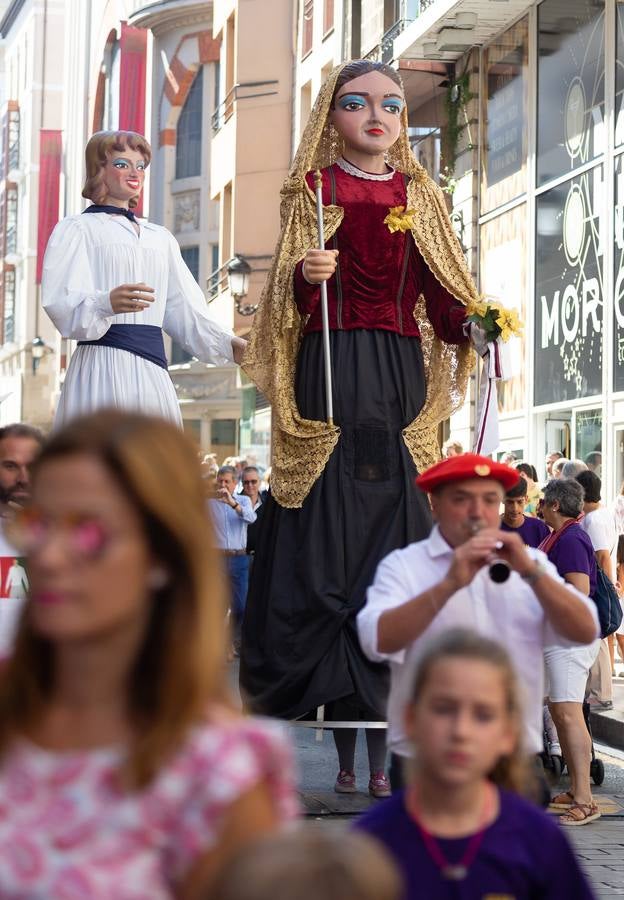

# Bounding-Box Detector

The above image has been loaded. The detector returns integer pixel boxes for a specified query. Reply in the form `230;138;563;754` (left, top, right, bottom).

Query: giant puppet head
82;130;151;209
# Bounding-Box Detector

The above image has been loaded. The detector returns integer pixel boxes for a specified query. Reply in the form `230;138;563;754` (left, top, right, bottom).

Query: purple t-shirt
547;523;597;597
501;516;550;548
353;789;595;900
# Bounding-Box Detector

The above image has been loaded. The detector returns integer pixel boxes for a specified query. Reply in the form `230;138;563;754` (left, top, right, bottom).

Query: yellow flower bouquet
465;297;523;344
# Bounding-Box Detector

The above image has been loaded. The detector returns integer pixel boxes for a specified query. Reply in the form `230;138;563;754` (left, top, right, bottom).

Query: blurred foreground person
0;411;296;897
354;630;596;899
0;423;44;655
206;828;402;900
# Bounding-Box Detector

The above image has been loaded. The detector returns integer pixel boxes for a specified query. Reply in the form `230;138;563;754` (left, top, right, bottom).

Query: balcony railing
3;265;15;344
364;17;415;63
212;80;279;134
7;106;19;174
5;183;17;256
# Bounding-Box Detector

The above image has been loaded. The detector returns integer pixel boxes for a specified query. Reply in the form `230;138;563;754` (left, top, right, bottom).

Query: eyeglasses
6;508;113;561
242;479;259;486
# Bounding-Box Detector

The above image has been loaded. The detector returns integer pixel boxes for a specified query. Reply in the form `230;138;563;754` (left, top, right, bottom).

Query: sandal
559;802;600;826
549;791;575;809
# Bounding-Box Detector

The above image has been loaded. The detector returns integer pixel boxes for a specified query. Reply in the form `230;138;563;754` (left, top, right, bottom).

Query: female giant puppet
42;131;245;426
240;61;481;792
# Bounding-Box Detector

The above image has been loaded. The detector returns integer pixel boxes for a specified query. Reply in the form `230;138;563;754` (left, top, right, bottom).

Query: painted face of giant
329;70;405;160
102;146;147;206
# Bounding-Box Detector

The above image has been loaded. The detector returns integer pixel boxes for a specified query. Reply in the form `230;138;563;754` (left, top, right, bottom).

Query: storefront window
481;18;528;215
534;166;604;405
480;204;527;413
537;0;605;187
575;409;602;471
613;153;624;390
616;2;624;145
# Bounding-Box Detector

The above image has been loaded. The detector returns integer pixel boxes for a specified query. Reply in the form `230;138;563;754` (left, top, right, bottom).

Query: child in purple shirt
353;628;595;900
500;475;550;548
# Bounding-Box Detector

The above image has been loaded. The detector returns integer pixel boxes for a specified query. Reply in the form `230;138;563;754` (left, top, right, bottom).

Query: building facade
1;0;283;458
385;0;622;492
0;0;65;428
207;0;294;464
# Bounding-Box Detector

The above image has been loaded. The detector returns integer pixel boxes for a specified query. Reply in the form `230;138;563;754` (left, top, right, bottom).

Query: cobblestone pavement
567;822;624;898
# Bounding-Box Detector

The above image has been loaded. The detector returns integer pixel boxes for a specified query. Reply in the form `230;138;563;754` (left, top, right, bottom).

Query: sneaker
548;741;562;757
588;699;613;710
334;770;356;794
368;771;392;799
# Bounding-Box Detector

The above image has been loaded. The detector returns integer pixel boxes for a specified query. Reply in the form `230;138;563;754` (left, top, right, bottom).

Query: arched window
93;31;120;132
176;68;203;179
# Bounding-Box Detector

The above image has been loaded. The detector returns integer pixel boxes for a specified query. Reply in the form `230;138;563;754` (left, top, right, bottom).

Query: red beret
416;453;520;493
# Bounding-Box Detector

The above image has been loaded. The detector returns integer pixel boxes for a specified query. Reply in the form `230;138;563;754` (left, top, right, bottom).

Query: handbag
593;564;623;638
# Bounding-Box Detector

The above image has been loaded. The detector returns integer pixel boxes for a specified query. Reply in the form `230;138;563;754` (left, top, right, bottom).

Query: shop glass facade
478;0;624;489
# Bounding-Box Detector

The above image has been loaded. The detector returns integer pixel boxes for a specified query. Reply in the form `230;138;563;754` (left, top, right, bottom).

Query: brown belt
220;548;247;556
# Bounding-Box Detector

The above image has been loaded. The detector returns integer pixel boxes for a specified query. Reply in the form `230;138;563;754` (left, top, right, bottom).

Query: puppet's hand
469;322;490;358
302;249;338;284
110;282;155;313
232;337;247;366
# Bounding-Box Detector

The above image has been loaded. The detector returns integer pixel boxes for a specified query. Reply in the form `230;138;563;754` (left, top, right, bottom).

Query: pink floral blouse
0;717;298;898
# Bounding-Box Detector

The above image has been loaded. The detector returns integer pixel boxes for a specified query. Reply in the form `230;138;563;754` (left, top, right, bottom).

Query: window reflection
537;0;605;186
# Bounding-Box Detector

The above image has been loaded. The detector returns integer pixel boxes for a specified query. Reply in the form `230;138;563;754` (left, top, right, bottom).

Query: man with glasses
241;466;267;556
0;424;44;655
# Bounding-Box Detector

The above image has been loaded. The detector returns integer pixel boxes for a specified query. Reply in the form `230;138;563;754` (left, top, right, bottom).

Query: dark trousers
389;753;407;792
226;554;250;647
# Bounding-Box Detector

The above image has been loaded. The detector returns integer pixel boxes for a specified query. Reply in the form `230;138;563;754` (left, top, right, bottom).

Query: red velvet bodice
294;164;467;344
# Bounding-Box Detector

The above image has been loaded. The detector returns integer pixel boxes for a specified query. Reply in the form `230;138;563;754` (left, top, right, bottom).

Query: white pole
313;169;334;426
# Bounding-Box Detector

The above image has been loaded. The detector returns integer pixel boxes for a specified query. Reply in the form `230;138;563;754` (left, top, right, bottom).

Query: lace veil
242;62;478;508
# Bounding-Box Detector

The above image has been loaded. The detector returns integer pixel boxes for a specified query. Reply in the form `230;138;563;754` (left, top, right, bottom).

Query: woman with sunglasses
0;410;297;897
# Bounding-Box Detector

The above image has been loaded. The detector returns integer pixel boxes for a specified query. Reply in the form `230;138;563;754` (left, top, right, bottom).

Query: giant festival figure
240;61;485;793
42;130;245;427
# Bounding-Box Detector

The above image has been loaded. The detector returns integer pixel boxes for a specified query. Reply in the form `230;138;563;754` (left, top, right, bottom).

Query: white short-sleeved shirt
580;507;618;577
357;525;599;757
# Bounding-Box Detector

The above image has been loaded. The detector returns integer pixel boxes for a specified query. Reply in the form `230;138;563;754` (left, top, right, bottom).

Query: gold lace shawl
242;63;478;508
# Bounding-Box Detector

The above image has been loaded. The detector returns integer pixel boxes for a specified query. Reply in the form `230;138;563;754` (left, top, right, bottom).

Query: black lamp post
227;255;257;316
30;336;48;375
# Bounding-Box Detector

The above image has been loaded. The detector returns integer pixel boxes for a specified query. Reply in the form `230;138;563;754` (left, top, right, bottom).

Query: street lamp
227;255;257;316
30;336;48;375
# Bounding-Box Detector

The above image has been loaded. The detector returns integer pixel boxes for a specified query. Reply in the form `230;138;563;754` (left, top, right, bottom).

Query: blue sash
78;324;167;370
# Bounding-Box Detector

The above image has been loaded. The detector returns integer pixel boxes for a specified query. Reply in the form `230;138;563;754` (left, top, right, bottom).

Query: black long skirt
240;329;433;720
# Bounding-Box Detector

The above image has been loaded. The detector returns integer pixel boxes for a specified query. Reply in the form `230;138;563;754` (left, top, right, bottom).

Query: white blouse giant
42;212;234;427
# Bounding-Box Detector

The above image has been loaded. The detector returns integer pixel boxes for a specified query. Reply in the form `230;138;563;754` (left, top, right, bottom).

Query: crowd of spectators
0;416;609;896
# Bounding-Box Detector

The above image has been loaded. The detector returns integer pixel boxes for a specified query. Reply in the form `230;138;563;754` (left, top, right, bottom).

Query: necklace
406;781;494;881
336;156;395;181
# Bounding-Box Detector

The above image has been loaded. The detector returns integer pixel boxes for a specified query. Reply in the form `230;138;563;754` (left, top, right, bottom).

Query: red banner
36;130;62;285
119;22;147;217
119;22;147;134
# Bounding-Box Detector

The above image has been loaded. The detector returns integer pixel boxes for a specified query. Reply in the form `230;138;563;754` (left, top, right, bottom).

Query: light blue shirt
208;494;256;550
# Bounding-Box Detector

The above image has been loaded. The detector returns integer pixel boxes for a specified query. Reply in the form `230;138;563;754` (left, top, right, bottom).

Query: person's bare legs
616;634;624;666
549;701;593;805
607;634;615;674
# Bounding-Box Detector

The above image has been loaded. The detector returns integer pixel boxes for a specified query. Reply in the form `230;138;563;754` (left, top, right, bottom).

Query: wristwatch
521;559;549;585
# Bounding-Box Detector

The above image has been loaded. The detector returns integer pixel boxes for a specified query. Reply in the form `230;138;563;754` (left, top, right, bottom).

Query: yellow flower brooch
383;206;416;234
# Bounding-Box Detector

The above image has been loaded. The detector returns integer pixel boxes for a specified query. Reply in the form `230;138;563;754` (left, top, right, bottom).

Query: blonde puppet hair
82;130;151;209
